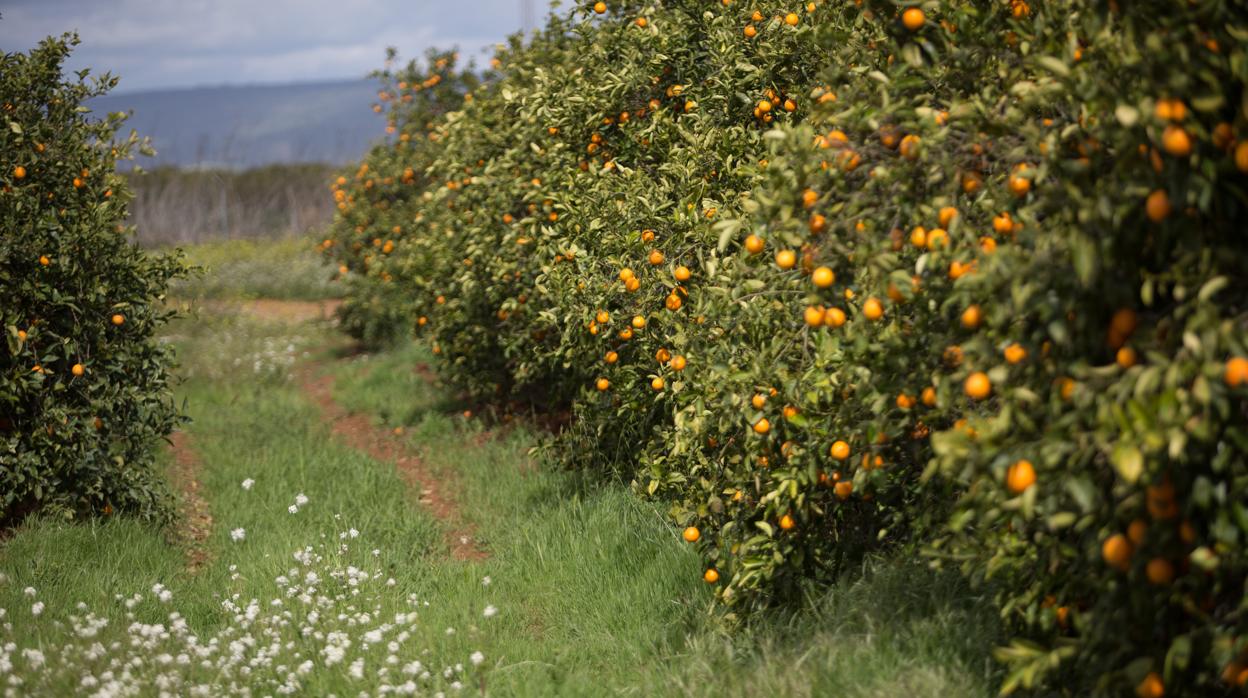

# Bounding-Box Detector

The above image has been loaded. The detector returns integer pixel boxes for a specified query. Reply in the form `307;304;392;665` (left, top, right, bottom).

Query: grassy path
0;305;1005;696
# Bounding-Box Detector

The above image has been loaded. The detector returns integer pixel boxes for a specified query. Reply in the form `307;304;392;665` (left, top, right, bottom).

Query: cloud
0;0;541;92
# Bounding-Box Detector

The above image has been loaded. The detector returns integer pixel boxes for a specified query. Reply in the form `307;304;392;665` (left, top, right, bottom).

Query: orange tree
1;35;185;525
325;1;1248;693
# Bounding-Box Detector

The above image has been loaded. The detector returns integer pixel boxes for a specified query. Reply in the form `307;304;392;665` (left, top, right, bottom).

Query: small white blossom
241;479;255;490
288;505;299;514
294;494;308;506
469;651;484;666
482;605;497;618
230;528;246;542
30;602;44;617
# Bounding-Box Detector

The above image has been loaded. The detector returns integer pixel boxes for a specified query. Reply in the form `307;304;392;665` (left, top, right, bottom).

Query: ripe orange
14;165;27;179
1007;165;1032;196
651;376;665;391
901;7;925;30
1236;141;1248;173
784;12;799;26
665;294;683;311
899;134;921;160
593;1;606;13
1161;125;1191;157
804;305;826;327
1145;189;1171;222
744;234;765;254
964;372;991;400
670;355;687;370
752;393;767;409
753;417;771;435
925;228;948;249
648;250;664;265
632;315;646;329
775;249;797;269
683;526;700;542
1136;672;1164;698
604;351;618;364
71;363;84;377
921;387;937;406
111;314;125;326
909;226;927;247
993;212;1013;235
862;297;883;321
1127;519;1148;545
1225;357;1248;387
655;347;671;363
1006;459;1036;494
811;266;835;287
825;307;847;327
596;310;610;324
596;377;610;391
834;481;853;500
635;17;647;27
1145;558;1174;586
618;267;635;282
938;206;958;227
1004;343;1027;364
703;568;719;583
809;213;827;234
744;24;758;38
779;513;795;530
961;305;982;329
1102;532;1133;571
39;255;50;266
674;265;692;281
801;189;818;208
830;440;850;460
1116;346;1138;368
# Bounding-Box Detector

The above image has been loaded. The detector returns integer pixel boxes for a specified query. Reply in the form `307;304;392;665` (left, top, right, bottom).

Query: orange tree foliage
324;2;1248;693
1;35;185;525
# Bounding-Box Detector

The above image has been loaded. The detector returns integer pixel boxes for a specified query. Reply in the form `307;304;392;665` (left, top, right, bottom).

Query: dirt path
296;363;487;561
199;298;342;323
168;431;213;572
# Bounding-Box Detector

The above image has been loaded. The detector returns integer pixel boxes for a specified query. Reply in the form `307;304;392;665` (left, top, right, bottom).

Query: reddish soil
168;430;213;572
296;363;487;561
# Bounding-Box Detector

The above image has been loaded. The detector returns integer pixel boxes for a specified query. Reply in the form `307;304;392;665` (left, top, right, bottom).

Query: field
0;248;1002;696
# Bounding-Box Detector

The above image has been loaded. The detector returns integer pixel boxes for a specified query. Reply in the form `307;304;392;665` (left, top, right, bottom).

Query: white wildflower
294;494;308;506
469;651;484;666
241;479;255;490
230;528;246;542
482;605;497;618
30;602;43;617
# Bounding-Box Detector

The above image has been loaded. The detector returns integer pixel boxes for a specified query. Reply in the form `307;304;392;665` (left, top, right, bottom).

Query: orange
632;315;646;329
825;307;847;327
665;293;683;311
961;305;982;329
801;188;818;208
1127;519;1148;545
39;255;50;266
809;213;827;234
110;314;125;326
703;568;719;583
938;206;958;227
635;16;647;27
651;376;665;391
775;249;797;269
784;99;796;112
683;526;700;543
71;363;84;377
863;297;883;321
593;1;606;13
812;266;835;287
744;234;765;254
744;24;757;38
1006;459;1036;494
830;440;850;460
899;134;921;160
804;306;826;327
619;267;635;282
921;387;937;407
757;99;772;114
655;347;671;363
1116;346;1138;368
1145;189;1171;222
925;228;948;249
596;378;610;391
779;513;795;530
964;372;991;400
784;12;799;26
753;417;771;435
596;310;610;324
752;393;767;409
834;481;853;500
1004;343;1027;364
1007;166;1032;196
896;393;914;409
901;7;925;30
674;265;692;281
1136;672;1164;698
1145;558;1174;586
909;226;927;247
670;355;687;371
604;351;619;364
648;250;664;265
1225;356;1248;387
14;165;27;179
1161;125;1191;157
1102;533;1133;571
1236;141;1248;173
993;212;1013;235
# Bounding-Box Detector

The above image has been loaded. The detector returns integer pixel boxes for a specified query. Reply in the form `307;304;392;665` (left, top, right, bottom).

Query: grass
166;236;344;301
0;307;1005;696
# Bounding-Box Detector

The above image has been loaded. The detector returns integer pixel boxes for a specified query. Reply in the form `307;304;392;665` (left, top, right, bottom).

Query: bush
325;2;1248;694
1;35;186;525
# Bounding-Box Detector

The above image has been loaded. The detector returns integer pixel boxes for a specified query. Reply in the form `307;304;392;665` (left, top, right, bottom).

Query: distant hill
88;79;387;169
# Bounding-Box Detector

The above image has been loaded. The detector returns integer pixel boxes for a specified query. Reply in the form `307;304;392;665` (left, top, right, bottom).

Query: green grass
0;310;1005;696
166;236;343;301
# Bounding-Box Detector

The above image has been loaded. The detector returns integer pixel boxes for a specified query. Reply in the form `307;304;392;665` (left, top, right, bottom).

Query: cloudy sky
0;0;561;93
